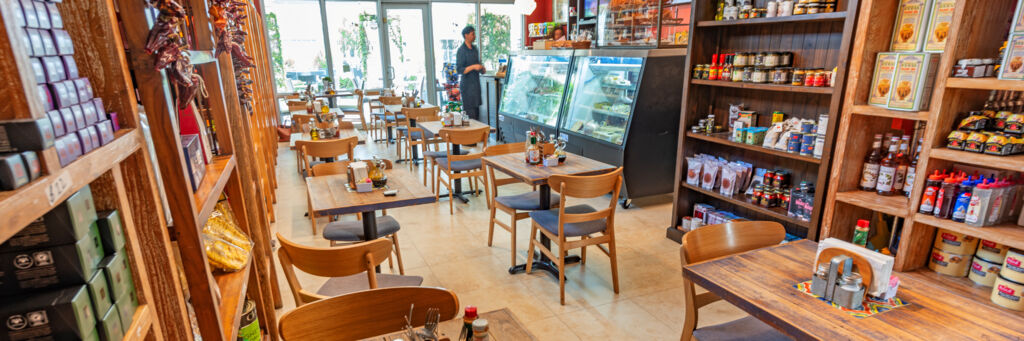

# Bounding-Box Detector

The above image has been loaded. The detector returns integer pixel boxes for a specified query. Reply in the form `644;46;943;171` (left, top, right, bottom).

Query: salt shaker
834;272;866;310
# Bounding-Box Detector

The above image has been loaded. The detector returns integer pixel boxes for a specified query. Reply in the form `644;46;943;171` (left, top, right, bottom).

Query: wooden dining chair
290;113;314;134
286;100;307;113
434;127;490;214
297;136;358;180
679;221;791;341
377;96;403;143
276;234;423;307
339;89;367;129
397;107;440;168
278;286;459;340
484;143;560;267
525;167;623;305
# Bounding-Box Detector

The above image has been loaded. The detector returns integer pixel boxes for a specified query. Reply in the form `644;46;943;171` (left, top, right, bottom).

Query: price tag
45;171;72;206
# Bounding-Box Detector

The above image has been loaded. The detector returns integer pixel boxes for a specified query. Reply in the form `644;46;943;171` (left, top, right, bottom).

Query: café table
288;128;364;150
482;151;615;278
306;167;436;250
418;119;495;203
376;104;438;143
682;239;1024;340
360;308;536;341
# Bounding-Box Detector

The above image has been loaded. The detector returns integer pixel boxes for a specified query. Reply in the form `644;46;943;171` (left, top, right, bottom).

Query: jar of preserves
806;4;822;13
734;53;749;67
751;68;768;83
823;3;835;12
813;70;827;86
754;52;766;67
764;52;781;67
731;66;745;82
792;68;806;86
772;68;791;84
693;64;704;79
794;3;806;14
804;69;818;86
742;67;754;82
752;185;764;203
780;52;794;66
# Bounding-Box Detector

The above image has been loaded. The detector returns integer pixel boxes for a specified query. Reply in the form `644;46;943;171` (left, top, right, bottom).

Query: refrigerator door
560;55;644;145
498;54;573;128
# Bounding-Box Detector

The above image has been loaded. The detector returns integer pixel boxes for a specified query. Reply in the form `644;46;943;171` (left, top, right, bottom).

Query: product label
941;232;961;246
952;194;971;220
888;54;925;110
903;166;917;194
987;196;1004;223
971;262;990;277
998;285;1020;301
893;166;908;191
876;166;897;192
982;240;1000;251
891;0;930;51
860;163;881;188
965;195;984;224
870;54;900;106
920;186;937;212
932;252;948;266
1008;256;1023;273
924;0;955;51
1000;34;1024;80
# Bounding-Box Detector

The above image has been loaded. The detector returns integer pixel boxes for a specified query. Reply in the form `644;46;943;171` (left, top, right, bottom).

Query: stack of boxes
0;0;120;191
867;0;953;112
0;186;138;341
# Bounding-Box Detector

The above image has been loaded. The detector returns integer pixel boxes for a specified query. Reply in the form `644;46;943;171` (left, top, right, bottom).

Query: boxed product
181;134;205;192
887;53;941;111
46;3;63;29
73;78;94;105
0;186;97;252
890;0;934;51
69;105;86;130
1000;33;1024;80
55;134;78;166
96;210;125;255
25;28;44;57
38;28;56;56
29;58;45;83
81;100;98;126
85;126;100;152
0;118;56;153
62;56;79;79
76;128;94;154
923;0;955;52
100;251;134;300
0;285;96;341
42;56;66;82
114;289;137;332
47;110;66;137
86;271;113;318
19;0;38;29
20;151;40;181
11;0;25;28
59;107;77;131
51;29;73;56
869;53;900;106
98;305;124;341
32;1;50;30
96;120;115;145
37;84;52;111
0;153;30;191
0;224;104;295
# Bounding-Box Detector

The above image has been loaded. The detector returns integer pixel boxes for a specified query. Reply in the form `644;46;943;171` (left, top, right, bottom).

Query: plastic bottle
934;175;961;219
951;177;976;222
852;219;870;247
965;180;993;227
918;170;945;214
1004;178;1022;223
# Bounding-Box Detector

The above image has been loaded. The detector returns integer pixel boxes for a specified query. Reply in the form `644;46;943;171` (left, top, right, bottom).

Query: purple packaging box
30;58;45;84
51;29;73;55
55;136;74;167
11;0;25;28
86;127;100;151
19;28;32;56
26;28;45;57
37;84;53;111
39;29;57;56
62;55;78;79
59;108;77;132
69;105;85;129
96;120;114;145
73;78;93;103
43;56;67;82
107;112;119;131
0;154;29;191
47;3;63;29
76;129;93;154
60;80;79;105
49;81;69;108
20;0;39;28
81;101;98;126
47;110;66;137
21;151;41;181
34;1;51;29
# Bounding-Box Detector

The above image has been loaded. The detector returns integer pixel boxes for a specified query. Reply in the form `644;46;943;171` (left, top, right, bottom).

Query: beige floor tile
525;317;581;341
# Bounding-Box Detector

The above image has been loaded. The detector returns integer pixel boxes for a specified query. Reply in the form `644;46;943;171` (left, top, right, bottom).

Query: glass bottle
715;0;725;20
852;219;870;247
527;133;541;165
459;306;478;340
903;138;923;197
859;134;884;191
892;135;911;194
876;136;901;196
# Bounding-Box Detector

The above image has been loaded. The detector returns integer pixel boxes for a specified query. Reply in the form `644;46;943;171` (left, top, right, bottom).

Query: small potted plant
322;77;334;94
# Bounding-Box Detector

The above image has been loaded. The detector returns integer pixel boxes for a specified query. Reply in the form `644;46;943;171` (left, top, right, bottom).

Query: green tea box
0;285;96;341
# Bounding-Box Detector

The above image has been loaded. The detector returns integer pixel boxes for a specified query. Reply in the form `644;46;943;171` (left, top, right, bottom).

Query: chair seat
396;127;435;140
495;191;561;211
323;216;401;242
384;115;406;122
423;150;468;158
692;316;792;341
436;158;482;172
316;273;424;297
530;205;607;237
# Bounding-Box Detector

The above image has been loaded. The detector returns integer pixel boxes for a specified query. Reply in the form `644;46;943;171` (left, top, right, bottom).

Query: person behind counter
456;25;484;121
553;27;566;41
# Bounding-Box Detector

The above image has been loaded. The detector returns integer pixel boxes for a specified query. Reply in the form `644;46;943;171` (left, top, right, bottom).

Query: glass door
381;4;436;102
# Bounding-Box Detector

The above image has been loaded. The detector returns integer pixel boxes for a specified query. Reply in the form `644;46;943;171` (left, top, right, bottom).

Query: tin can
787;132;803;153
970;256;1002;287
929;247;971;277
752;185;764;203
976;239;1010;263
1003;249;1024;283
804;70;817;86
934;228;980;254
991;275;1024;311
800;121;815;133
772;111;785;124
763;170;775;186
773;171;790;188
800;134;815;156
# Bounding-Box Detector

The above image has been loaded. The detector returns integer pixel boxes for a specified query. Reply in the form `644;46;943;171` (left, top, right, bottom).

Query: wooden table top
418;120;493;134
482;152;616;186
362;308;536;341
306;168;436;216
682;239;1024;340
288;129;363;149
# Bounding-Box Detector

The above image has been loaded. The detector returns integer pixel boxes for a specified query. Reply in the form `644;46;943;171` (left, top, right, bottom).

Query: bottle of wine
892;135;911;194
876;136;901;196
903;138;923;197
859;134;884;191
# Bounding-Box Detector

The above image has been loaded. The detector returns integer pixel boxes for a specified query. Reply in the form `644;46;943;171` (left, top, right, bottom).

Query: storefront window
431;3;476;102
265;0;327;93
325;1;384;90
480;4;522;70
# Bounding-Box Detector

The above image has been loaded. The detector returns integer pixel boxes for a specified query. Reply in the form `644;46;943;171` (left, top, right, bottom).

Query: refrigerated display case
497;50;574;143
658;1;690;47
559;48;685;205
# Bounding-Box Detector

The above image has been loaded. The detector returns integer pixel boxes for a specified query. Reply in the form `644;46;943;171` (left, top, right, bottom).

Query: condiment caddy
523;127;567;167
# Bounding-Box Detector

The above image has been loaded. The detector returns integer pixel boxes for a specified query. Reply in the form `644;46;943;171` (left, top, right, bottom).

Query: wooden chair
286;100;307;113
278;286;459;340
290;113;314;134
297;136;358;182
484;143;559;267
679;221;790;341
396;107;440;168
339;89;367;129
525;167;623;305
276;234;423;307
377;96;404;143
434;127;490;214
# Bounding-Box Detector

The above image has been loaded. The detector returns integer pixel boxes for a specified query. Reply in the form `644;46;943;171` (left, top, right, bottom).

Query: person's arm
457;47;477;75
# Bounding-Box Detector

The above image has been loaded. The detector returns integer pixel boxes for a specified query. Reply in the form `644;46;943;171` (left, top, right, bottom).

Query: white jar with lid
766;1;778;17
778;0;794;16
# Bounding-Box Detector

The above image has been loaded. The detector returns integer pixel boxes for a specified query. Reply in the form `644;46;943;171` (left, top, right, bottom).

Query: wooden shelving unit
820;0;1024;319
668;0;861;242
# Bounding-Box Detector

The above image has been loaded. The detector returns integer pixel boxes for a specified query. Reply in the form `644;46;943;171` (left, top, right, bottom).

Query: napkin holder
815;238;894;297
543;154;560;167
347;162;372;192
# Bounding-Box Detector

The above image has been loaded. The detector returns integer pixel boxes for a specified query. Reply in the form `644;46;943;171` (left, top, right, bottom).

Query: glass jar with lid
806;4;822;13
794;3;807;14
734;52;750;67
732;66;745;82
823;3;835;12
804;69;819;86
764;52;781;68
771;68;792;84
742;67;754;82
751;68;768;83
792;68;806;85
754;52;766;67
780;52;794;67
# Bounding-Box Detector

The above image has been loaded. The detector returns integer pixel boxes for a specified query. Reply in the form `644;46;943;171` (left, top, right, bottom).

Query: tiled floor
270;131;749;340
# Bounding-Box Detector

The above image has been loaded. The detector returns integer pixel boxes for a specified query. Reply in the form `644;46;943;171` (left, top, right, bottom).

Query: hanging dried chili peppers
209;0;256;114
144;0;204;109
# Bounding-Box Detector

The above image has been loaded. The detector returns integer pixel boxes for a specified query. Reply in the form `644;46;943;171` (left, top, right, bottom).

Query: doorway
380;4;437;101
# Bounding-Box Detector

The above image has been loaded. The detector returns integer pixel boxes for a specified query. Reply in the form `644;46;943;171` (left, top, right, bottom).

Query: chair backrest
337;121;355;129
483;142;525;156
276;233;393;306
300;136;359;161
548;167;622;229
312;159;393;177
403;107;439;122
379;96;403;106
678;221;785;341
287;101;307;112
278;286;460;340
483;143;528;201
439;127;490;162
291;114;314;131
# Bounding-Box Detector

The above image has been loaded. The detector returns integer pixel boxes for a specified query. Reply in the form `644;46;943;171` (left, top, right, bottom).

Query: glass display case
561;56;644;145
658;1;690;47
597;0;659;47
498;53;572;127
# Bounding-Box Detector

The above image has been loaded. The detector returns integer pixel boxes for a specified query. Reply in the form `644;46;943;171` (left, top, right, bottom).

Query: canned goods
812;134;825;158
970;256;1002;287
991;275;1024;311
772;111;785;124
933;228;980;254
977;239;1010;263
804;70;817;86
787;133;803;153
800;121;815;133
1003;249;1024;283
772;171;790;188
763;170;776;186
929;247;971;277
800;134;815;156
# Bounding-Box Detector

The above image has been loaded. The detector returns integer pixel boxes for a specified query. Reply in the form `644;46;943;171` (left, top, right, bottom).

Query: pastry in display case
561;56;643;145
599;0;660;47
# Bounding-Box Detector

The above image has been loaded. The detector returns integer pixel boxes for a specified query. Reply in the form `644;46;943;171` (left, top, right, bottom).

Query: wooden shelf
122;304;155;341
946;77;1024;91
928;148;1024;172
914;213;1024;250
690;79;835;94
903;269;1024;322
834;190;911;218
697;11;847;27
214;258;252;341
850;105;929;121
0;129;141;242
193;155;237;223
686;132;822;164
681;182;812;228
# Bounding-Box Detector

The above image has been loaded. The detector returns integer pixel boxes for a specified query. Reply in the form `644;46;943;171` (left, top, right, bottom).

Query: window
480;4;522;70
265;0;327;93
324;1;384;90
431;3;476;102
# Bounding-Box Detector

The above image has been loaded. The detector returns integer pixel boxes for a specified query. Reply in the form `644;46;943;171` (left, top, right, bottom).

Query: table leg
361;211;381;273
508;184;580;277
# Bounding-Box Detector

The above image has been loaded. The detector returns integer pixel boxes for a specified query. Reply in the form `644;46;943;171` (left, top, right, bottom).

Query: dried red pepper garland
144;0;204;110
210;0;255;114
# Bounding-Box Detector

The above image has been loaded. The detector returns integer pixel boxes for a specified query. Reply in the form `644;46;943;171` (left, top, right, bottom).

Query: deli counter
497;48;685;205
